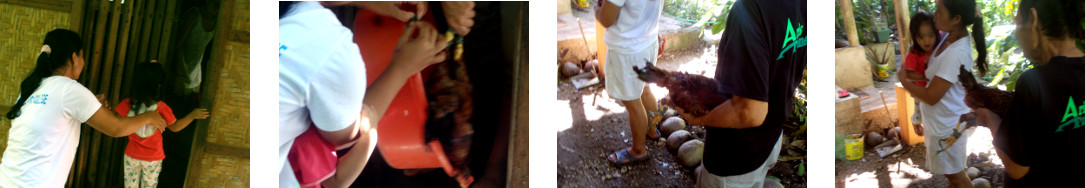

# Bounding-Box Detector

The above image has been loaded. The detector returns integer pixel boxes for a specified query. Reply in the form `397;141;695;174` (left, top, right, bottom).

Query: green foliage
973;0;1028;91
835;0;907;45
835;0;1033;90
981;25;1030;91
663;0;735;34
909;0;934;15
798;161;806;176
792;70;806;126
705;0;735;34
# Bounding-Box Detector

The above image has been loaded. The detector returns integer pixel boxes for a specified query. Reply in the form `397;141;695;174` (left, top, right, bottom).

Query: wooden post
840;0;860;47
70;0;84;33
596;21;607;77
895;0;911;57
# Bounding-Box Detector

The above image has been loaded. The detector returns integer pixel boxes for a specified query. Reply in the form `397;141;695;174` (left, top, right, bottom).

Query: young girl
903;10;942;135
115;61;209;188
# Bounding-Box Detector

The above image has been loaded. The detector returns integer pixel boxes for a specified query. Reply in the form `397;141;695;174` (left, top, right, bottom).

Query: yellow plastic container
577;0;592;8
845;134;865;160
875;64;889;78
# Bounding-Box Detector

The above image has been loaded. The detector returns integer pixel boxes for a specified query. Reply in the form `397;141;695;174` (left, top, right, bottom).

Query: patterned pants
124;155;162;188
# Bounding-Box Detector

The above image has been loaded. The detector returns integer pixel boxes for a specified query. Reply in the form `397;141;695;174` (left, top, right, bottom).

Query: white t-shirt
0;76;101;187
278;1;366;187
920;34;973;138
603;0;664;53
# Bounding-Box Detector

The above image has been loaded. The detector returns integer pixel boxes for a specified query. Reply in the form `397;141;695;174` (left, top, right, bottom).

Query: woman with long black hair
0;29;167;186
898;0;988;186
975;0;1085;186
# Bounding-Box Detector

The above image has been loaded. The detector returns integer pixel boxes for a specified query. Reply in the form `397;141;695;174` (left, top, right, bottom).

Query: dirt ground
834;144;1006;188
555;45;806;187
835;72;1007;188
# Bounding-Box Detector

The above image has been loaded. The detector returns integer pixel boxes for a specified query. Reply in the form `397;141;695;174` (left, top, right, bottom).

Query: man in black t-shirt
673;0;806;187
977;56;1085;187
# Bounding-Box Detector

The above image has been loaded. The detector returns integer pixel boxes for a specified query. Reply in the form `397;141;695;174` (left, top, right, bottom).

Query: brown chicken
424;32;474;187
958;65;1013;126
633;62;727;117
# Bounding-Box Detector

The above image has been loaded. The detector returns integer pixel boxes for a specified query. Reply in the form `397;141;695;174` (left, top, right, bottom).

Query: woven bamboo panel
230;0;248;33
0;3;71;159
192;152;249;187
0;119;8;159
204;41;249;148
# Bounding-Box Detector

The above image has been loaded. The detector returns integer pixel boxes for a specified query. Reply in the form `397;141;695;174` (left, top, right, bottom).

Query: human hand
392;22;447;74
350;1;426;22
974;108;1002;135
188;108;210;120
896;70;908;84
441;1;475;35
138;110;167;130
672;105;704;126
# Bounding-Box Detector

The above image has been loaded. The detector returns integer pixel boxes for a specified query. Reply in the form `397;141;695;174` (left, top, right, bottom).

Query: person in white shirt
0;29;167;187
898;0;990;187
278;1;447;187
596;0;666;164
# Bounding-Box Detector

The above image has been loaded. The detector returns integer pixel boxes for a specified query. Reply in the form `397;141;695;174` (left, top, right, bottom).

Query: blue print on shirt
26;94;48;105
279;43;287;57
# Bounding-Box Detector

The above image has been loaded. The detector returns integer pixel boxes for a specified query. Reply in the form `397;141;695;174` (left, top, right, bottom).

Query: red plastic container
353;9;473;187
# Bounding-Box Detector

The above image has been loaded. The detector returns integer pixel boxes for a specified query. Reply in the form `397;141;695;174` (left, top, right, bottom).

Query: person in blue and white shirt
1;29;167;187
278;1;447;187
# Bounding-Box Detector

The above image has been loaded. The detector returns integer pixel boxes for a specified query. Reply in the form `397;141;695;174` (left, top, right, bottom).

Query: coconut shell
888;127;901;141
865;132;884;147
677;139;705;168
561;62;580;77
972;178;991;188
667;130;692;151
967;167;980;179
663;108;678;119
661;117;687;137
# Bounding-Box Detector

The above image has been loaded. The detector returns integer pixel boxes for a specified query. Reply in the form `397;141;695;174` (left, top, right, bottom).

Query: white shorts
605;39;659;101
923;123;968;175
696;133;783;188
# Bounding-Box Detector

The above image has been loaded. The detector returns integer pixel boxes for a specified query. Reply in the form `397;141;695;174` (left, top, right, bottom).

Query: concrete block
836;46;874;90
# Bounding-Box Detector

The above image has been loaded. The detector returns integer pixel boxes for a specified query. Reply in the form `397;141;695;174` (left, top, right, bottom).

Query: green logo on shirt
1058;96;1085;132
778;18;806;60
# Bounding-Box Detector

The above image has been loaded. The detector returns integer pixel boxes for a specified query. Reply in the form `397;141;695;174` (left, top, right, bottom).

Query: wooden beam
100;0;123;104
895;0;911;57
186;0;237;185
69;0;84;33
229;30;249;43
840;0;860;47
113;0;136;101
122;0;148;102
204;143;250;158
0;0;71;12
135;0;158;71
87;0;110;91
156;0;178;65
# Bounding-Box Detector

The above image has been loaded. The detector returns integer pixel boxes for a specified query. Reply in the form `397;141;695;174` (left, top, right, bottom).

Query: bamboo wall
66;0;182;186
0;0;74;162
185;0;249;186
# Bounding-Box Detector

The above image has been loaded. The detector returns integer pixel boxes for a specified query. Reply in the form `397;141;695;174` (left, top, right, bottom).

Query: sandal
607;149;649;164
